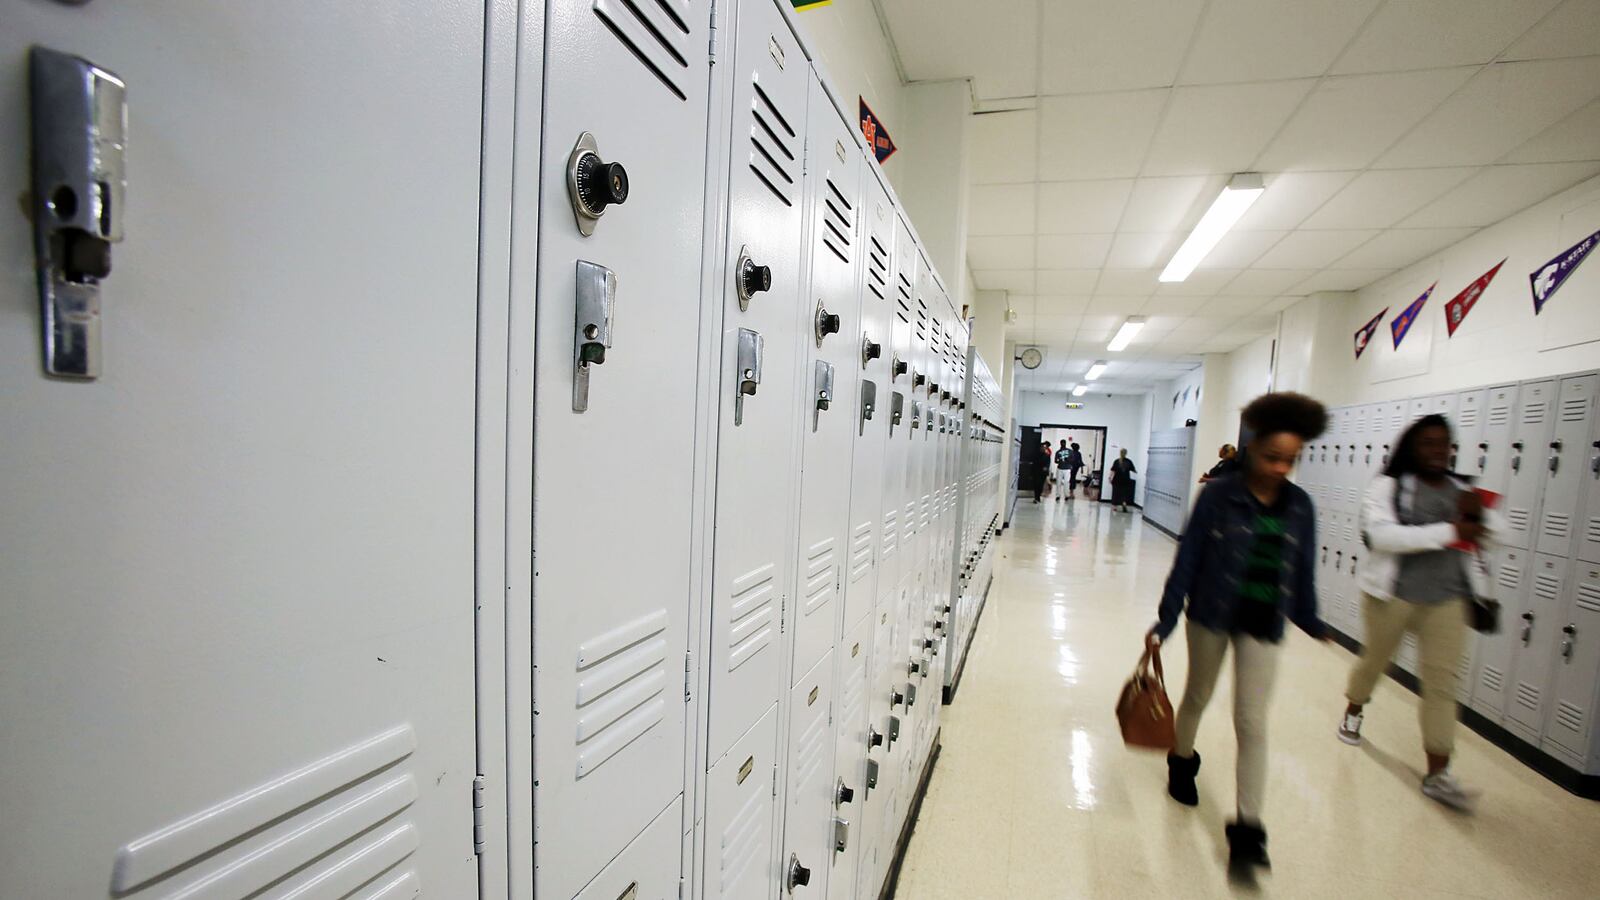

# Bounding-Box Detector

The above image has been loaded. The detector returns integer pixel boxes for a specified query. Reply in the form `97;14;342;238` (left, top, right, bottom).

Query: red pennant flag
1445;259;1506;336
1354;308;1387;359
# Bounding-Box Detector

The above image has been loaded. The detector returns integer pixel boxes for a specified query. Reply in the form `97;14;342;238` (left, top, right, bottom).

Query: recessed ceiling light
1107;317;1145;352
1084;360;1108;381
1160;173;1265;283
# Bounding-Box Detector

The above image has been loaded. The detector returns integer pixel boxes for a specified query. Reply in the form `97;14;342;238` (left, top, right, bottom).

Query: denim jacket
1153;475;1323;642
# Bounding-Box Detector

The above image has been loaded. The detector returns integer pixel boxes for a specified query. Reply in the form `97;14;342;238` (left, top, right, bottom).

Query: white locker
782;652;838;899
790;74;863;687
1545;562;1600;764
1473;546;1533;720
1505;380;1558;550
702;706;779;900
2;6;484;898
1377;400;1409;471
828;620;873;900
1454;388;1489;478
1581;392;1600;564
1477;385;1520;497
576;798;685;900
1506;554;1570;738
1408;396;1433;424
1358;402;1385;491
705;0;809;766
1535;374;1598;558
857;601;900;898
532;0;712;891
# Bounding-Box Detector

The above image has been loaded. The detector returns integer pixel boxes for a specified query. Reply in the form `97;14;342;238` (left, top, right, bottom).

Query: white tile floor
895;498;1600;899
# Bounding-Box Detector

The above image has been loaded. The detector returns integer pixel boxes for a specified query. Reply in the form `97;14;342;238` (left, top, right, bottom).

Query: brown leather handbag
1116;645;1176;750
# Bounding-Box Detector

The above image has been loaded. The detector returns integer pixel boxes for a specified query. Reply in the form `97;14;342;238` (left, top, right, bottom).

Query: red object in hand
1448;487;1499;552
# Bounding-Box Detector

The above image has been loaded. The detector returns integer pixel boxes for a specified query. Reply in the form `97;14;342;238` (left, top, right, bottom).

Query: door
1505;381;1558;550
1544;562;1600;760
1;5;483;898
1505;553;1569;737
782;652;838;899
827;618;873;900
702;706;779;900
847;170;896;634
790;75;863;686
1536;375;1598;557
1477;385;1519;496
1581;385;1600;564
1473;547;1532;720
533;0;712;893
706;0;810;766
1455;388;1488;478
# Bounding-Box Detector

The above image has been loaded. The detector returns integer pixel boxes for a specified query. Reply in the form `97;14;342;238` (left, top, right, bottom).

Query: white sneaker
1421;769;1481;812
1337;711;1363;745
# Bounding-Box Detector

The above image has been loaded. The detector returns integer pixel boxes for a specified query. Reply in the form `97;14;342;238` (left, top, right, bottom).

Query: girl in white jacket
1336;414;1507;811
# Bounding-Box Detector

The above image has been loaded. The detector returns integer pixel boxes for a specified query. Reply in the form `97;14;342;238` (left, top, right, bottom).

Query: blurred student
1201;443;1240;483
1054;439;1074;501
1033;441;1052;504
1109;448;1137;512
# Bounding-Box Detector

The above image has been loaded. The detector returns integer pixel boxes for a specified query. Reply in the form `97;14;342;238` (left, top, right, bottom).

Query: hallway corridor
895;499;1600;899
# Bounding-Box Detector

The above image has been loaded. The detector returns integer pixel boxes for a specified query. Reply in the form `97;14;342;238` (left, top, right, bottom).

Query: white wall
791;3;905;178
892;80;972;288
1151;365;1205;432
1017;391;1152;506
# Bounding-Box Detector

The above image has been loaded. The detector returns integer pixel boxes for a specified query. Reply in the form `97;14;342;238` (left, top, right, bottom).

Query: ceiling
877;0;1600;393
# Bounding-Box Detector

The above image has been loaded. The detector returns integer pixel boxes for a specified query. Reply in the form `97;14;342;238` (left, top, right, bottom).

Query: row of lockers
0;2;1006;899
1142;426;1197;537
1298;371;1600;775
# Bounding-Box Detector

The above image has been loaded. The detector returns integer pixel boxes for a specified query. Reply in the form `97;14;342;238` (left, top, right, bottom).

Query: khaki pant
1173;623;1281;824
1345;594;1467;756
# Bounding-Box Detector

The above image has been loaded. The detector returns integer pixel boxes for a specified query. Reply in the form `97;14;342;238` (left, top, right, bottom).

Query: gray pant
1173;623;1281;824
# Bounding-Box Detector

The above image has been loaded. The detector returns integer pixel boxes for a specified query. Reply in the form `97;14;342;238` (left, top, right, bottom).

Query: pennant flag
1354;308;1387;358
1530;228;1600;314
1444;259;1506;336
791;0;832;9
1391;283;1435;349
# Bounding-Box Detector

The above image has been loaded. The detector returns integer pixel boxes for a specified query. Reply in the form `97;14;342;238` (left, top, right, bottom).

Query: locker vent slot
1497;564;1522;592
851;521;874;583
1562;397;1589;421
1543;513;1571;541
749;80;797;206
1515;682;1541;711
1588;517;1600;546
1480;665;1504;692
904;500;917;535
1508;508;1531;532
867;237;889;299
1458;406;1479;428
896;273;913;309
821;177;854;265
804;538;837;617
841;650;867;723
110;725;419;897
881;510;898;559
1578;581;1600;613
1555;701;1585;734
720;781;770;893
794;700;831;794
575;610;670;776
1522;402;1548;427
593;0;691;101
1488;403;1511;426
1535;573;1561;602
727;563;777;670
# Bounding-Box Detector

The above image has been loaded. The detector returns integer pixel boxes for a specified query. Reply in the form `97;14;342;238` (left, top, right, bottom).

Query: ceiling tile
969;184;1037;235
1223;268;1319;295
1142;80;1317;176
1504;99;1600;164
1179;0;1383;84
1035;234;1114;268
878;0;1039;100
970;110;1038;185
1401;161;1600;227
1291;268;1399;293
1257;69;1477;171
1333;227;1480;269
1119;176;1223;231
966;234;1036;270
1300;167;1478;229
1106;232;1180;269
1039;0;1207;93
1504;0;1600;61
1199;295;1279;317
1087;295;1149;314
972;269;1035;292
1332;0;1562;74
1037;90;1169;180
1139;295;1211;315
1155;268;1242;296
1095;269;1161;295
1264;295;1307;312
1234;171;1358;229
1036;269;1102;293
1201;230;1288;269
1252;230;1382;268
1379;57;1600;168
1036;180;1135;233
1030;296;1092;315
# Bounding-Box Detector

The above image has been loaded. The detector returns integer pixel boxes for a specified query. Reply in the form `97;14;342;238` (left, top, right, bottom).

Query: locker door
1545;562;1600;760
827;620;873;900
790;76;863;685
1429;392;1459;422
1473;547;1532;720
1408;396;1431;424
783;652;837;899
1477;385;1519;496
1455;389;1488;478
1;7;483;898
856;602;898;900
706;0;810;765
1346;538;1366;643
534;0;711;893
1581;390;1600;564
1506;554;1569;737
1535;374;1598;557
1378;400;1409;471
845;172;895;633
702;707;778;900
1505;380;1558;550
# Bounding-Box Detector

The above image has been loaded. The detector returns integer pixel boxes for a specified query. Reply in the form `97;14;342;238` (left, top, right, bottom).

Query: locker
1535;374;1598;557
790;74;864;686
705;0;810;765
1504;380;1558;551
827;619;874;900
1581;390;1600;563
533;0;712;891
1454;388;1489;478
1456;630;1481;705
1472;547;1532;720
856;602;900;898
1377;400;1409;471
575;798;685;900
702;706;779;900
1505;554;1569;738
1427;392;1460;423
783;652;838;898
1408;396;1433;424
1544;562;1600;763
1476;385;1519;497
2;5;485;897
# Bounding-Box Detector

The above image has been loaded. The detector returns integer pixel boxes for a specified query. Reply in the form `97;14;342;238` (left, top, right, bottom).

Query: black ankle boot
1225;820;1270;870
1166;751;1200;806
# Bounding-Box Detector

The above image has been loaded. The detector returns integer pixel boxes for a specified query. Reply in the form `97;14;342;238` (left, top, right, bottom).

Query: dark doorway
1039;423;1111;502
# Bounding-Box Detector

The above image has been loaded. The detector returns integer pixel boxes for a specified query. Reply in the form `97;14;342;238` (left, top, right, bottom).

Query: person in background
1053;439;1074;501
1068;442;1085;493
1201;443;1240;483
1109;448;1137;512
1033;441;1052;504
1149;392;1327;875
1337;414;1505;811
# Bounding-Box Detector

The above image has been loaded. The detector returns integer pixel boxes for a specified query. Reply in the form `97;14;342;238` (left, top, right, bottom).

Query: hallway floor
896;498;1600;899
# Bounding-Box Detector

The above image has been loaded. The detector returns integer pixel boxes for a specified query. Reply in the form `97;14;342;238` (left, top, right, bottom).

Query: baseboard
1141;515;1181;542
1324;623;1600;800
879;731;942;900
941;576;991;705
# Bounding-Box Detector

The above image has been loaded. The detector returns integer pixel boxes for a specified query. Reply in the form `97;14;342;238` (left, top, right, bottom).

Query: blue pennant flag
1531;228;1600;314
1390;283;1435;349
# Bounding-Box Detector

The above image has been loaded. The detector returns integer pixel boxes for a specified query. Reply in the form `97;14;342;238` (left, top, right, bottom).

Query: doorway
1040;424;1109;502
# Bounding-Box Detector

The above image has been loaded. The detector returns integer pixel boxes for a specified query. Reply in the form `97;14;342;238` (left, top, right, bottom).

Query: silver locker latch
910;400;922;430
1549;440;1563;474
813;359;834;431
735;328;763;426
30;47;126;380
889;391;904;434
573;261;616;412
886;715;901;747
860;380;877;435
864;758;879;790
1562;624;1576;661
832;816;850;853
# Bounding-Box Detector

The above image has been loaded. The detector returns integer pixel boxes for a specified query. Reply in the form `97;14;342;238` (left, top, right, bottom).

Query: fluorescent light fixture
1072;384;1089;397
1106;317;1145;352
1159;173;1265;283
1084;361;1107;381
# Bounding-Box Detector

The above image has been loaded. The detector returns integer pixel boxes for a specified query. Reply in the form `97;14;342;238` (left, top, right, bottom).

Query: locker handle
833;816;850;853
734;328;762;426
865;759;879;790
813;359;835;431
1521;612;1534;646
1550;440;1563;474
1562;624;1577;661
572;261;617;413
